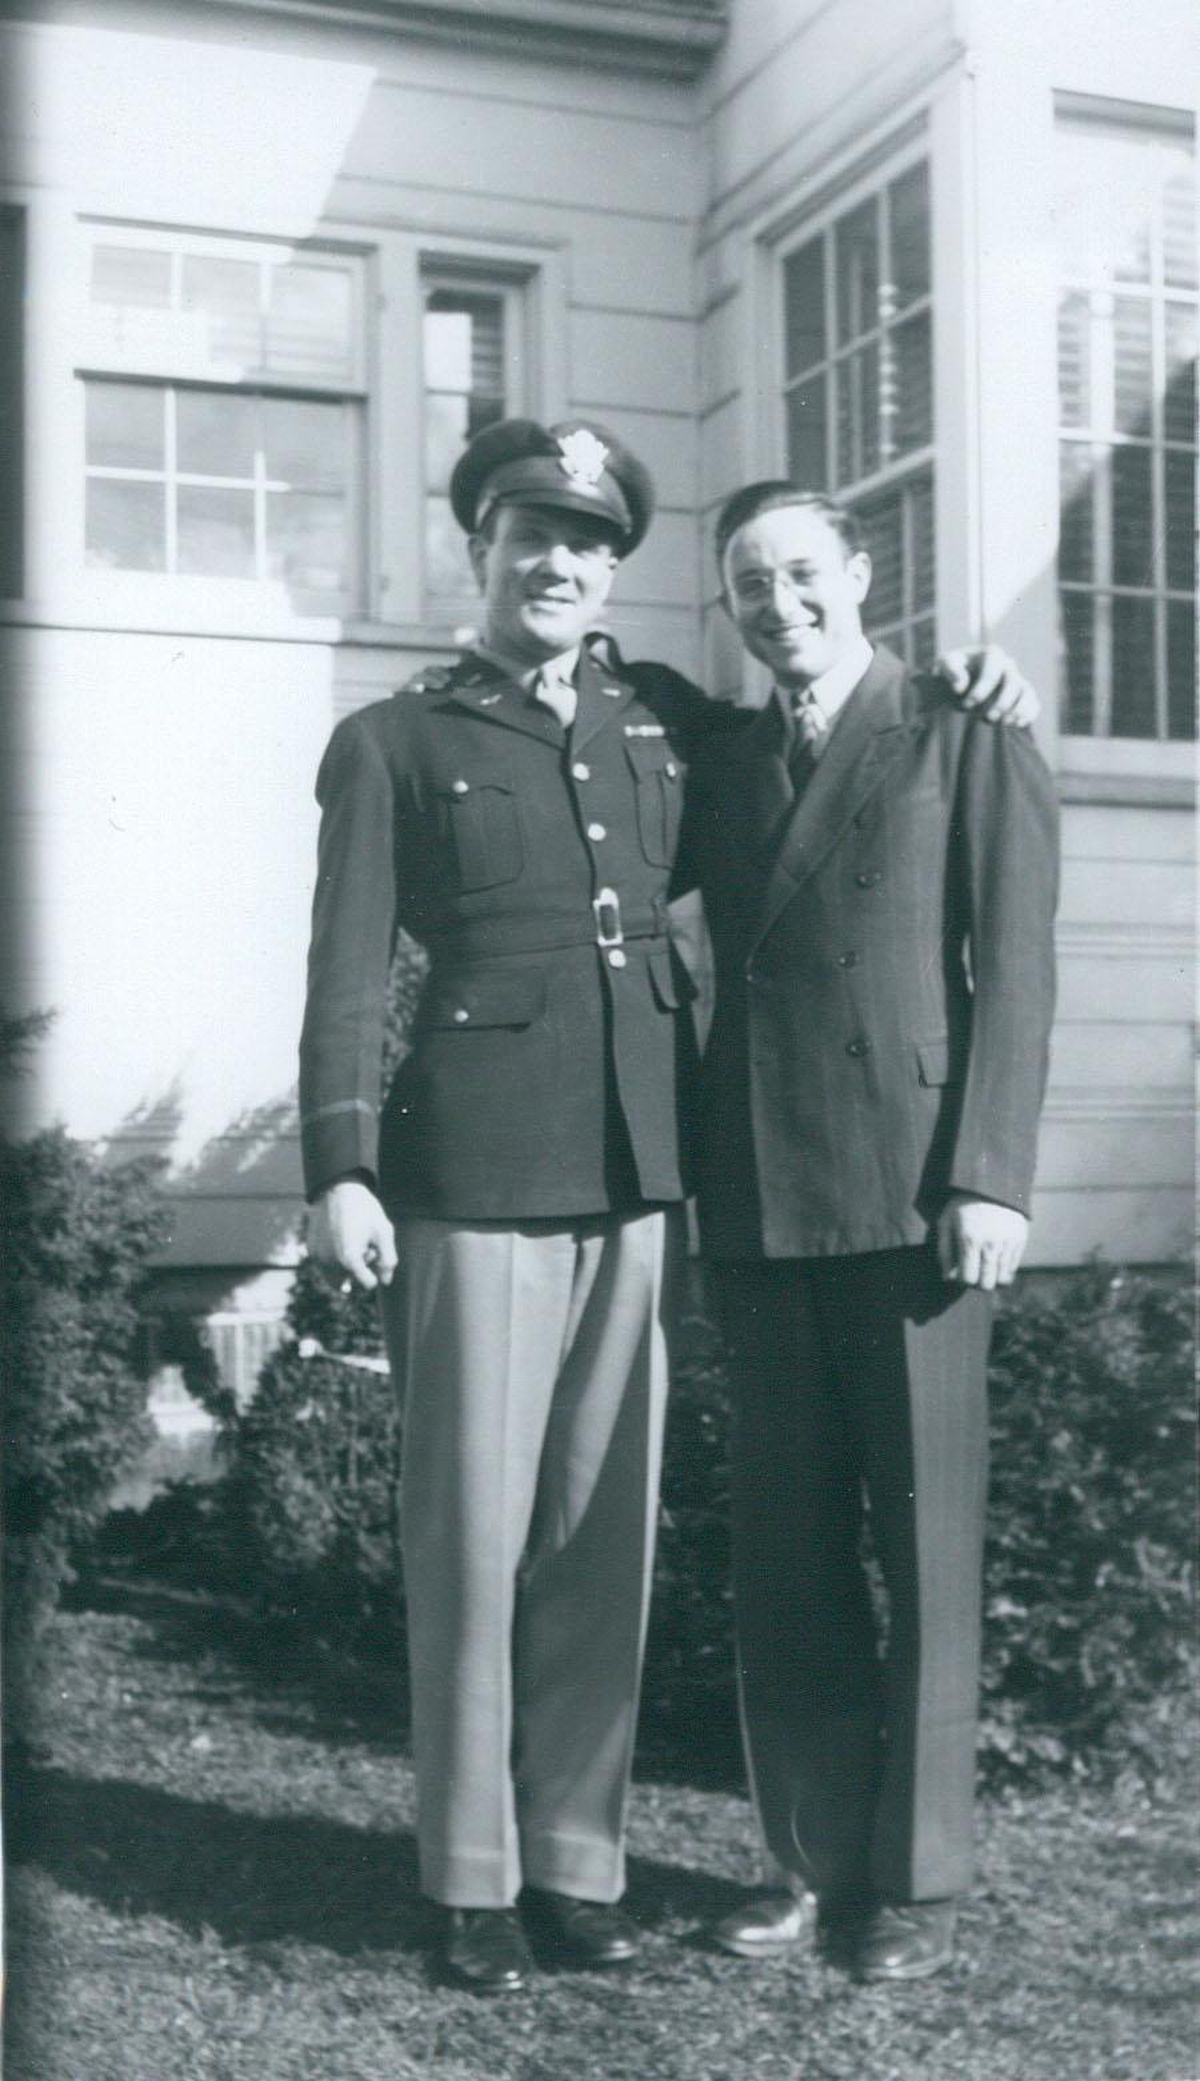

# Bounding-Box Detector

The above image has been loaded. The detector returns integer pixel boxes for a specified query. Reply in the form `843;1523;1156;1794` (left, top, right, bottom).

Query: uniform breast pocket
430;767;525;893
625;739;682;867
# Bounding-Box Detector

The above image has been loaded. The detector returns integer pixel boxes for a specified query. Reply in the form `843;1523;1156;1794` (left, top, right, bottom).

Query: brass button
453;1007;470;1024
607;948;627;969
846;1037;871;1058
838;951;861;969
587;821;607;841
572;761;591;781
855;869;882;889
666;760;678;778
451;779;469;796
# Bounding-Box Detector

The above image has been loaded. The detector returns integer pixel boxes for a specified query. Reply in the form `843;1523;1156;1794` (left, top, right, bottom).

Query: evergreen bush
2;1017;167;1743
214;1256;1193;1784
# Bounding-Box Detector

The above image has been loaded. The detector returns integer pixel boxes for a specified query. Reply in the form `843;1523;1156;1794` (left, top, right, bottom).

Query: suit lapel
751;647;913;954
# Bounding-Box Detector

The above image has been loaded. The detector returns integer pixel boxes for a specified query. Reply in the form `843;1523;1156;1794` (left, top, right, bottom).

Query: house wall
1;0;1192;1361
0;3;708;1317
695;0;1196;1265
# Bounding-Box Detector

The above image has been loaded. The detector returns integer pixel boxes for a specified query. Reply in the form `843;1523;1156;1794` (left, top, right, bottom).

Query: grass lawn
5;1575;1197;2081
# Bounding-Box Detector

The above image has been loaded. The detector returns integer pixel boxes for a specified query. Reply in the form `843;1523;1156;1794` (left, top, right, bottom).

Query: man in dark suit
678;483;1058;1981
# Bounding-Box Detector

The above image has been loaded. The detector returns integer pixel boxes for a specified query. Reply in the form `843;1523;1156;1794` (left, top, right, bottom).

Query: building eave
191;0;728;79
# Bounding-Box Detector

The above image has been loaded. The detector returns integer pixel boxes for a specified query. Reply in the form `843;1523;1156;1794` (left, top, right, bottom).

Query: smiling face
469;501;621;667
722;503;872;690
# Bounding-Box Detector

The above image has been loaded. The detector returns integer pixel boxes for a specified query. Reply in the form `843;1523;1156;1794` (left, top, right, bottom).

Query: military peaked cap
449;416;655;555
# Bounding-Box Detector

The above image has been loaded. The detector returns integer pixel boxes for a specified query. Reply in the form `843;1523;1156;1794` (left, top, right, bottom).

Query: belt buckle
592;887;624;948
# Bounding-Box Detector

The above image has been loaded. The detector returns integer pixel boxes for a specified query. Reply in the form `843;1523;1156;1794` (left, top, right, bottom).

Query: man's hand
936;1194;1029;1291
308;1179;398;1290
937;646;1040;728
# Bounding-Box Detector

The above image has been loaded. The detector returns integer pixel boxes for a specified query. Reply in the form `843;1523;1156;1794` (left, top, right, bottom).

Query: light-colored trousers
380;1207;679;1908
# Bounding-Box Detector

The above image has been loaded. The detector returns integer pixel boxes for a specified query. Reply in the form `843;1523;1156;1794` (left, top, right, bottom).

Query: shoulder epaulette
394;662;455;698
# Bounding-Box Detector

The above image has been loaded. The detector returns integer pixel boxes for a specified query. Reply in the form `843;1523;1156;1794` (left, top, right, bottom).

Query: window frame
417;260;532;624
1;206;560;643
1054;102;1197;748
769;135;938;670
75;222;370;622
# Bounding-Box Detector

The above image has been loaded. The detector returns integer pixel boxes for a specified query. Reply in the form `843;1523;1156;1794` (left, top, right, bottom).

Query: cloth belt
424;895;670;961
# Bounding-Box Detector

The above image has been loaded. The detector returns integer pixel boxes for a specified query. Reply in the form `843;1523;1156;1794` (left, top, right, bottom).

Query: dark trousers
712;1247;994;1904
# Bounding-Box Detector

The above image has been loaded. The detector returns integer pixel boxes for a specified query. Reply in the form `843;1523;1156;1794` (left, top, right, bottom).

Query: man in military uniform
300;418;720;1992
299;418;1035;1993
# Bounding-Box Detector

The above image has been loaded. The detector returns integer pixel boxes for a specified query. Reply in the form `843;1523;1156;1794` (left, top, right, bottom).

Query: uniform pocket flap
648;947;697;1010
429;764;516;798
916;1035;952;1087
421;972;545;1030
624;738;679;780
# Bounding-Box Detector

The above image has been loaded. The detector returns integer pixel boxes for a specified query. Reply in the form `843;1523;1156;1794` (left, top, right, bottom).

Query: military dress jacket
299;641;726;1221
675;645;1060;1261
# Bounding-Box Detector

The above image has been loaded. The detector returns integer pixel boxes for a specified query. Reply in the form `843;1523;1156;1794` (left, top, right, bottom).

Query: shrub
209;1247;1193;1785
1;1080;166;1744
981;1264;1195;1779
213;1256;401;1645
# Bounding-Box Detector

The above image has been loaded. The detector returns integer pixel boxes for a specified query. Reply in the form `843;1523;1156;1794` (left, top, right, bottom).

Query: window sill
0;581;488;653
1057;736;1196;808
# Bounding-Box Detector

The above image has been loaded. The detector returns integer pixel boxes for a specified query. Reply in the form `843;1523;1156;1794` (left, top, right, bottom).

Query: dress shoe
712;1888;817;1958
855;1898;958;1981
522;1889;640;1967
441;1907;533;1993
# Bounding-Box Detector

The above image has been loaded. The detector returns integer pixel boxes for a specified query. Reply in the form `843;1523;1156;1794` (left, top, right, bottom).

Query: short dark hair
713;481;865;581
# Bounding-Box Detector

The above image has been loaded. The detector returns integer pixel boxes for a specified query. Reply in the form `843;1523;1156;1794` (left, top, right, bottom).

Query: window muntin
421;276;520;610
1055;116;1197;740
780;158;935;666
80;232;364;610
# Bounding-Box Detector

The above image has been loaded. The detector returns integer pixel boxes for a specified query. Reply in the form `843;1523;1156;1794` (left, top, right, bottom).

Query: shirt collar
778;634;875;728
473;642;580;695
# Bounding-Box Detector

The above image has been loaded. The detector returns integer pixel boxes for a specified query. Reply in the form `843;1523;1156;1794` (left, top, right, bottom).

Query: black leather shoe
856;1899;958;1981
442;1907;533;1993
712;1888;817;1958
522;1889;640;1967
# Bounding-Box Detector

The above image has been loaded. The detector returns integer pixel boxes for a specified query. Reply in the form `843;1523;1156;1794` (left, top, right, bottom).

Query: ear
847;550;872;605
467;532;489;594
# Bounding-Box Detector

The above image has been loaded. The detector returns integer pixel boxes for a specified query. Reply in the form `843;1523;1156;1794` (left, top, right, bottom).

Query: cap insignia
557;427;609;492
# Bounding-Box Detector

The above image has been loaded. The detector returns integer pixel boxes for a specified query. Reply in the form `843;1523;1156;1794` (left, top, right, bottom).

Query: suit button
587;821;607;841
453;1007;470;1024
855;869;882;889
846;1036;871;1058
572;761;591;781
451;778;469;795
838;950;861;969
607;948;627;969
666;760;678;778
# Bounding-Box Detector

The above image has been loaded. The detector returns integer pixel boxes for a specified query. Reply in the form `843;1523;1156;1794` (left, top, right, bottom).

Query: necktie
789;690;828;782
534;668;577;730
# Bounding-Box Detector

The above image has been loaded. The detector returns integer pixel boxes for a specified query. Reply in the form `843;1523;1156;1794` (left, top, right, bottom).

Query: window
79;231;365;612
420;270;524;613
779;158;935;665
1055;113;1197;740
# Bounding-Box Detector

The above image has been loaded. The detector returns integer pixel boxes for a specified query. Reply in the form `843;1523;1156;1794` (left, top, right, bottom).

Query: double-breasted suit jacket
676;644;1060;1261
300;640;722;1220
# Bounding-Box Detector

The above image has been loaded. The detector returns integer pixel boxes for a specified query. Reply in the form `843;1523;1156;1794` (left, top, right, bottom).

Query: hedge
196;1253;1193;1786
2;1013;167;1746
